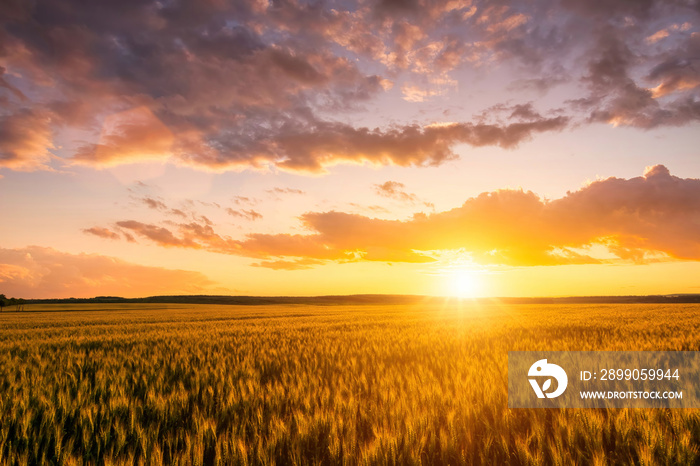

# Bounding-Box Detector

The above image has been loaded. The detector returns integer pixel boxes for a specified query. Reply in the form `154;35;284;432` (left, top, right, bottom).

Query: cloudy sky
1;0;700;298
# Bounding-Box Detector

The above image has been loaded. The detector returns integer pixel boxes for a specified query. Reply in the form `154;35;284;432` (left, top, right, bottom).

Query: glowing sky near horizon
1;0;700;298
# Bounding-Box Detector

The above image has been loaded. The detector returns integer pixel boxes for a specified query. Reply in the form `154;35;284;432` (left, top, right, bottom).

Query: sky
1;0;700;298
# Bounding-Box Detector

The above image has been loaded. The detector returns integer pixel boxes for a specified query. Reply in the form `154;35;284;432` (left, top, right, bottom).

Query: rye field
1;301;700;465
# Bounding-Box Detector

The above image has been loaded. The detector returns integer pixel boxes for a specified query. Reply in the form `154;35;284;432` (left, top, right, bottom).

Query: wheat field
0;301;699;465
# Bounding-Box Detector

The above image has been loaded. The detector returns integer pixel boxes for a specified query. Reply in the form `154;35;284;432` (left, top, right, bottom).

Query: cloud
232;196;258;206
0;109;54;170
0;246;217;298
575;28;700;128
543;164;700;261
113;219;348;262
0;66;27;102
561;0;656;20
348;203;391;214
259;117;569;173
507;74;569;93
509;103;544;121
646;29;670;44
83;227;121;240
169;209;188;218
136;196;190;219
95;165;700;269
115;220;199;248
249;258;325;271
126;193;225;224
73;107;174;166
2;0;699;174
646;33;700;98
141;197;168;211
401;83;446;102
241;165;700;267
84;226;136;242
374;181;419;203
226;208;263;221
0;0;391;173
577;30;658;127
266;187;306;195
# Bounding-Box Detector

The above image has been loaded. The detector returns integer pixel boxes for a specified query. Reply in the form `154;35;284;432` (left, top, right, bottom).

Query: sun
448;270;482;298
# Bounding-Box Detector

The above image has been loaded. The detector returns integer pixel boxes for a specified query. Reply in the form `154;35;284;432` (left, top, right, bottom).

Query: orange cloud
115;221;200;248
0;246;217;298
0;109;54;170
98;165;700;269
83;227;121;240
646;29;670;44
73;107;174;166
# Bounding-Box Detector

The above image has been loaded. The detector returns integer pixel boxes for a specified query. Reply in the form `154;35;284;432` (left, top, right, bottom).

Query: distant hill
24;294;700;305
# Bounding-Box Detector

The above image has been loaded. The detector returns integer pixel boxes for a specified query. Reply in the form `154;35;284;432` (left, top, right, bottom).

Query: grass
1;301;699;465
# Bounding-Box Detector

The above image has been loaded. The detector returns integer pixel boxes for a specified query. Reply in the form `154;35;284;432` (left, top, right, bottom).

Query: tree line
0;294;26;311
